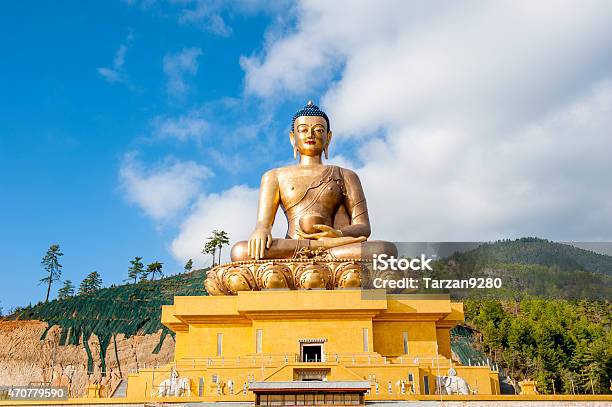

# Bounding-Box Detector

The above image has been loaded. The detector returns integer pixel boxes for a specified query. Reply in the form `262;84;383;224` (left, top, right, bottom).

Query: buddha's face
290;116;332;157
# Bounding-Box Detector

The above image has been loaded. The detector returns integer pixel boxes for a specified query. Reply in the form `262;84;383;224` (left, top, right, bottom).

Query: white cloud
98;33;134;84
152;115;209;143
163;47;203;98
97;67;122;83
326;153;354;169
358;80;612;241
239;0;612;241
170;185;287;266
119;153;212;222
175;0;292;36
179;0;232;36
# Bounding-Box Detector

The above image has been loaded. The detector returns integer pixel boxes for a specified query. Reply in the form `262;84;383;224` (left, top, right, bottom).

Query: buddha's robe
231;165;396;261
283;165;366;238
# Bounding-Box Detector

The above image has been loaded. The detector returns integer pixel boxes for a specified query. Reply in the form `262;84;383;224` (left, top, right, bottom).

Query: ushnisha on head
290;101;333;160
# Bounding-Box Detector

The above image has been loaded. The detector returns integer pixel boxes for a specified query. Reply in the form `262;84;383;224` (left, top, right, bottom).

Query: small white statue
436;368;473;395
156;369;191;397
177;377;191;397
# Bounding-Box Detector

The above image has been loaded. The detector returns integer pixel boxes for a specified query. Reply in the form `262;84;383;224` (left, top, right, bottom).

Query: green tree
465;298;612;395
213;230;230;265
79;271;102;295
126;256;144;283
40;244;63;303
146;261;164;280
203;237;217;266
184;258;193;273
57;280;75;300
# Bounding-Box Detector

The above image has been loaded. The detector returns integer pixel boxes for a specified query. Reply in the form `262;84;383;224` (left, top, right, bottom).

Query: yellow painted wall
454;366;496;395
184;323;253;358
254;318;372;357
373;321;438;357
174;331;189;360
436;328;452;359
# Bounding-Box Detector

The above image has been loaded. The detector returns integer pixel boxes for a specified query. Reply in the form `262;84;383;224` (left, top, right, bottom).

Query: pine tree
146;262;164;280
184;259;193;273
213;230;230;265
126;256;144;283
40;244;63;302
203;238;217;266
57;280;75;300
79;271;102;295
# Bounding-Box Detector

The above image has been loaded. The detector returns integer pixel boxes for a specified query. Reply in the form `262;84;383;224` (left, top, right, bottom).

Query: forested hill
7;269;208;375
451;238;612;275
464;298;611;395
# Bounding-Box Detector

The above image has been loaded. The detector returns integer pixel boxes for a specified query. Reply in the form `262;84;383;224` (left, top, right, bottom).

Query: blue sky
2;1;612;311
0;1;293;310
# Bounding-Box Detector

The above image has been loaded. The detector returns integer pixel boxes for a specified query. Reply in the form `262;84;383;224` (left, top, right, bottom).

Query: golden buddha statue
205;101;396;295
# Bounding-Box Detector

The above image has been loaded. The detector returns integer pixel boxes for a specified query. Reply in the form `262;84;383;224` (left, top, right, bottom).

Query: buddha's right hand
248;227;273;260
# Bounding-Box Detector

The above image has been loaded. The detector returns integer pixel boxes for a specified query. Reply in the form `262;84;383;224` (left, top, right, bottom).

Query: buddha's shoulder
335;165;358;178
328;165;361;183
260;168;280;182
274;164;356;172
272;164;359;176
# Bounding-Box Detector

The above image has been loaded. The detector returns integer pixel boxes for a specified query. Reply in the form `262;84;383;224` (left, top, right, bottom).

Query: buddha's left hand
297;224;343;240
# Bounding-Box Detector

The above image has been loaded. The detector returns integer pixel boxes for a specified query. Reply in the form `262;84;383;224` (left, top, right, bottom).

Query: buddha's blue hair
291;101;330;131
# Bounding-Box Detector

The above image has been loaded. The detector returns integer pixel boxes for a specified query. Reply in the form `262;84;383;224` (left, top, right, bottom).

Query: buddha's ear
324;130;333;160
290;131;298;160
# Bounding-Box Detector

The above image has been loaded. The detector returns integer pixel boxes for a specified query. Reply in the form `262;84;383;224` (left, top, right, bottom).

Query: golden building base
204;258;367;295
122;289;502;403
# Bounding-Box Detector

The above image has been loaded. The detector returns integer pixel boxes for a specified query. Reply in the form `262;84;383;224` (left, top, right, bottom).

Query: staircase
110;379;127;398
499;372;518;395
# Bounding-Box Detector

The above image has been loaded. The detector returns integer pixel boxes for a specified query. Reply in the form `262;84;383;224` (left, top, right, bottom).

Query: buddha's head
290;101;333;160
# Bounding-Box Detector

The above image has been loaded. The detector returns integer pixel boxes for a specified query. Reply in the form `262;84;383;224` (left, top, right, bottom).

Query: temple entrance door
301;344;323;362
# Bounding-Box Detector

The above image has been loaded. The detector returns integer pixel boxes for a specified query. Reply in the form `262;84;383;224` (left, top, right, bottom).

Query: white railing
133;353;495;373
